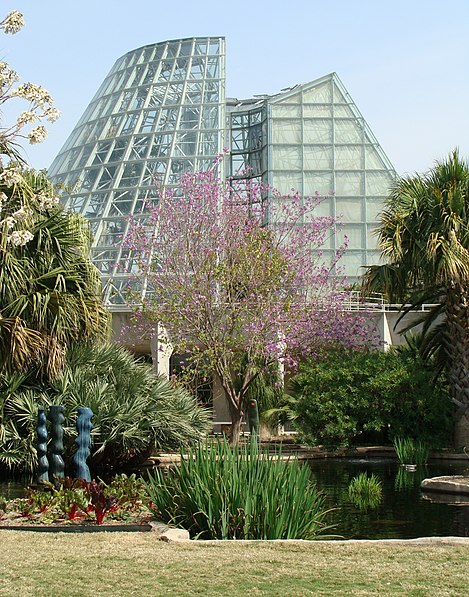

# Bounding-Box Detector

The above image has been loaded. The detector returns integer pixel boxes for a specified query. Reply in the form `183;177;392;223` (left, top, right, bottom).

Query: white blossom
0;168;23;187
44;107;61;122
33;191;59;211
8;229;34;246
2;216;16;230
0;191;7;209
17;111;36;126
12;83;53;108
12;205;32;221
0;11;25;35
28;125;47;144
0;62;19;87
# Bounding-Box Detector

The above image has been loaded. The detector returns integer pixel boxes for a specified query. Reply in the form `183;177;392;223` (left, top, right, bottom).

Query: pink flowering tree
125;163;372;443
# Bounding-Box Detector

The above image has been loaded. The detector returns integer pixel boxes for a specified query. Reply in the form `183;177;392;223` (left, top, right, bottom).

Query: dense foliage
290;349;452;449
362;150;469;446
0;342;211;476
144;439;330;540
0;169;110;380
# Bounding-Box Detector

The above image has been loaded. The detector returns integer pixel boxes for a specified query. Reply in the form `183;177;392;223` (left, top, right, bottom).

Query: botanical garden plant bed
0;509;155;532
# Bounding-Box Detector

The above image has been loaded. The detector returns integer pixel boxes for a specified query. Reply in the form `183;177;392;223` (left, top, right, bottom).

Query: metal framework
49;39;396;307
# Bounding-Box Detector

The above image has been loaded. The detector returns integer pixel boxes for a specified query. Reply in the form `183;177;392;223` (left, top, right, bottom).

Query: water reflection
308;458;469;540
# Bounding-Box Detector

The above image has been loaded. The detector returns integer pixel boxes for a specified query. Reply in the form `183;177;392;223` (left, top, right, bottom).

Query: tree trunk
446;286;469;448
227;399;244;447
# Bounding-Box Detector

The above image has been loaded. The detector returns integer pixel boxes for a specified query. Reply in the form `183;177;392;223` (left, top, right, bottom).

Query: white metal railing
341;291;437;313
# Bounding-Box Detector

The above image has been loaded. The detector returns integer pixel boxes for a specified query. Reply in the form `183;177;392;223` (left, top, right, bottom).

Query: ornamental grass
393;437;430;466
348;472;383;510
144;439;330;540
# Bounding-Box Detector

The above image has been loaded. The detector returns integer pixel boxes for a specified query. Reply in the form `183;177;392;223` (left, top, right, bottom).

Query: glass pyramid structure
48;37;396;307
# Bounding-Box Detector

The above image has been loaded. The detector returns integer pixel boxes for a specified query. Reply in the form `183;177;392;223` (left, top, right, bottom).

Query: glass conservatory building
48;37;396;307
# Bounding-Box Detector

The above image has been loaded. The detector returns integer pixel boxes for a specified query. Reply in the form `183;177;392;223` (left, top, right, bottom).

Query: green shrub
393;437;430;466
0;342;211;476
144;439;330;540
290;349;452;449
348;472;383;510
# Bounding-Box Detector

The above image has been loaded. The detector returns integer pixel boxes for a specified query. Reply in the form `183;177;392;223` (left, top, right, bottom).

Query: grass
0;532;468;596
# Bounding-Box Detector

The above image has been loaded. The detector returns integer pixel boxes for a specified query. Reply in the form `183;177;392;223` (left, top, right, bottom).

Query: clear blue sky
2;0;468;175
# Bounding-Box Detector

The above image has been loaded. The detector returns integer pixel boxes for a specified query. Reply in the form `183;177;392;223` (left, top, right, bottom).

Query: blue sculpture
48;405;65;481
36;408;49;484
73;407;93;481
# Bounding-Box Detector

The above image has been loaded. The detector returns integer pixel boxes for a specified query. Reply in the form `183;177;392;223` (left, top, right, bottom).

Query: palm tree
362;150;469;447
0;167;110;379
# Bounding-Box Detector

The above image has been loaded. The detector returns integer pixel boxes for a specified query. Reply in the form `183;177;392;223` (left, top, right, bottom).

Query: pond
309;457;469;540
0;480;25;500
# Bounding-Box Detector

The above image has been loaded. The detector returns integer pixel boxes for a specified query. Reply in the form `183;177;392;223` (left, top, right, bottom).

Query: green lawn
0;532;468;596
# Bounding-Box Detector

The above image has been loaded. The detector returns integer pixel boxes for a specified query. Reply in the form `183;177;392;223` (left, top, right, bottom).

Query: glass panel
335;172;363;196
149;133;173;157
271;173;302;194
108;139;128;162
334;104;354;117
272;146;301;170
339;252;365;277
335;146;363;169
271;105;301;118
365;197;384;222
337;224;365;249
84;193;108;218
304;172;333;195
80;168;99;191
365;146;387;170
302;82;332;103
366;172;394;196
303;104;332;117
366;224;379;247
335;120;363;143
303;119;332;143
96;165;117;189
130;136;151;159
336;198;363;221
272;120;301;144
309;197;332;217
304;146;333;169
119;162;143;186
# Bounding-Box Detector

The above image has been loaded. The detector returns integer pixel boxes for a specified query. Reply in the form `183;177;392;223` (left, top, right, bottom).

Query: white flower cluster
17;111;36;126
12;205;32;221
2;216;16;230
45;107;61;122
28;125;47;144
8;229;34;246
0;11;60;147
0;167;23;187
0;10;25;35
12;83;53;108
0;61;19;88
33;191;59;211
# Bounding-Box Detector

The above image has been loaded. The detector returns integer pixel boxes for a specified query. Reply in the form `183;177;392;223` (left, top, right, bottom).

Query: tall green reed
144;439;330;540
393;437;430;466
